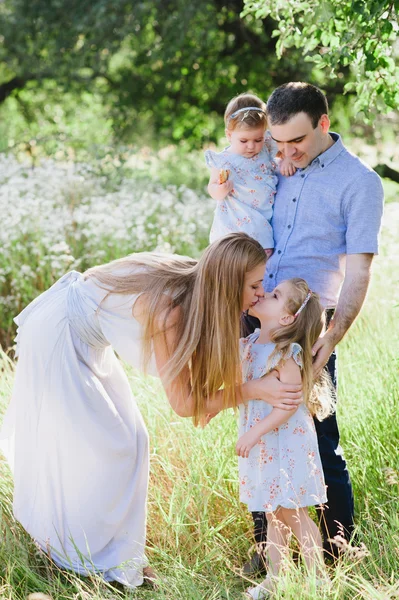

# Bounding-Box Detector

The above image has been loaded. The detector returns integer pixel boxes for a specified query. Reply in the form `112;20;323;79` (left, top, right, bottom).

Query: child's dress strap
239;332;303;371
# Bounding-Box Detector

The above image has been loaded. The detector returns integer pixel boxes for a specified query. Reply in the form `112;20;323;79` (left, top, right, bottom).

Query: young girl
236;278;333;599
205;92;294;255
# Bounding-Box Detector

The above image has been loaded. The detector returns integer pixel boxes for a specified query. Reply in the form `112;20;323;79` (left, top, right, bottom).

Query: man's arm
312;253;373;377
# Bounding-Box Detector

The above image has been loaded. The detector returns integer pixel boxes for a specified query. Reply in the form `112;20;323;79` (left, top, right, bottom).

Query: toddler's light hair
224;92;267;132
268;278;335;420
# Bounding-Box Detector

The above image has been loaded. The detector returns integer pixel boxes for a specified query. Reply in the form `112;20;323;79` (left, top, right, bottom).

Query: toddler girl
237;278;333;598
205;93;294;255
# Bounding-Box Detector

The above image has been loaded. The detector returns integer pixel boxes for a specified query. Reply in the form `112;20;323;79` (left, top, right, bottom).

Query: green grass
0;208;399;599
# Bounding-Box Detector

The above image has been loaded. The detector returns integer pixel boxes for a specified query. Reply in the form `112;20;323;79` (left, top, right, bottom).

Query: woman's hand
236;428;259;458
199;411;220;428
246;370;302;410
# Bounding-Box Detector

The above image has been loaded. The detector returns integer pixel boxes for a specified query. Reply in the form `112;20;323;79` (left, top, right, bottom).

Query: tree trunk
0;76;28;104
374;164;399;184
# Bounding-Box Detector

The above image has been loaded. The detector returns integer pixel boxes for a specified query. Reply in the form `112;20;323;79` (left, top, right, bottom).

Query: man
243;82;384;574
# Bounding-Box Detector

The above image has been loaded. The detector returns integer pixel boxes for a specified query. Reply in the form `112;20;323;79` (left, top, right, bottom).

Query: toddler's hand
208;170;234;201
236;429;259;458
219;179;234;197
279;157;296;177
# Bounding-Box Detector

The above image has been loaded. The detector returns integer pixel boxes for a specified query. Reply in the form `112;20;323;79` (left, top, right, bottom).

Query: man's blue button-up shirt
264;133;384;308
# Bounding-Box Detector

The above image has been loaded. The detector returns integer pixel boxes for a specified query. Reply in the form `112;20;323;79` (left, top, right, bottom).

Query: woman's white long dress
0;271;154;587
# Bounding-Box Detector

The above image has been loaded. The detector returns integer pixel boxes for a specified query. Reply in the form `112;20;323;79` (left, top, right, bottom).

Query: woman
0;233;301;588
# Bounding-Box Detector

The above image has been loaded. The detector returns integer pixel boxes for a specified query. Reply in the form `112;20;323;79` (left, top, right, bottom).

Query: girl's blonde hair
224;92;267;132
268;278;335;420
84;233;266;425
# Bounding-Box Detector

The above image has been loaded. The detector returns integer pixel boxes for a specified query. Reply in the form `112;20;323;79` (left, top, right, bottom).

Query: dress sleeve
239;329;260;359
287;343;303;368
268;343;303;371
204;149;221;169
264;130;278;160
343;170;384;255
239;337;246;360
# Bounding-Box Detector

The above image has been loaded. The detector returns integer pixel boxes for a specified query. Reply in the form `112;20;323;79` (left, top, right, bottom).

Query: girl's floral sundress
205;132;278;248
239;331;327;512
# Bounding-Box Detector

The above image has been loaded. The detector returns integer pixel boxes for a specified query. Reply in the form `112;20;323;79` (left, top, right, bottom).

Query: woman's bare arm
151;305;302;417
133;293;302;417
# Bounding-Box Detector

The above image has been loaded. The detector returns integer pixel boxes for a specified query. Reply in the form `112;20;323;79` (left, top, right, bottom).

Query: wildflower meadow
0;153;213;348
0;151;398;599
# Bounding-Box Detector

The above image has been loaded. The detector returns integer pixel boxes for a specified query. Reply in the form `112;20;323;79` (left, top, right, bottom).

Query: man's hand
249;370;302;410
312;254;374;378
236;428;259;458
312;332;336;378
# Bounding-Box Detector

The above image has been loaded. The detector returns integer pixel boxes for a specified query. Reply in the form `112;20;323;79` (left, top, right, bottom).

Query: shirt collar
312;132;344;169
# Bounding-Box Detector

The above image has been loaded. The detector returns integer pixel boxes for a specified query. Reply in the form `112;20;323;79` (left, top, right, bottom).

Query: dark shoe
143;565;158;589
242;552;267;576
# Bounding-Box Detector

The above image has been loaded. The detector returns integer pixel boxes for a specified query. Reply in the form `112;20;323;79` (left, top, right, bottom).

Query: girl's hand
236;428;259;458
248;370;302;410
279;157;296;177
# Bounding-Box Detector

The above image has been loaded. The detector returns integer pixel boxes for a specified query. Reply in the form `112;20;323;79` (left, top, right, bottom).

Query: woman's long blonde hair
268;278;335;420
84;233;266;425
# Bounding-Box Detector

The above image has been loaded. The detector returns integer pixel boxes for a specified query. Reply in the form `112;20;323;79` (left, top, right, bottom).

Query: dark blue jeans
241;311;355;557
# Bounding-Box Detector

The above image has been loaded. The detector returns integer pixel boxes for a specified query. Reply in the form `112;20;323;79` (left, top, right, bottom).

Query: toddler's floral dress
239;330;327;512
205;132;278;248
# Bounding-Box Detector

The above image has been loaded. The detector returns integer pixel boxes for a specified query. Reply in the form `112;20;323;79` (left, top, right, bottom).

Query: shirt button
321;164;325;168
277;250;282;254
269;274;273;279
288;224;291;229
292;198;297;202
301;174;305;178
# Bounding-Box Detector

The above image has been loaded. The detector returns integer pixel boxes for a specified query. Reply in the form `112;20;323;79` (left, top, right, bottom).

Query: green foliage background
0;0;397;155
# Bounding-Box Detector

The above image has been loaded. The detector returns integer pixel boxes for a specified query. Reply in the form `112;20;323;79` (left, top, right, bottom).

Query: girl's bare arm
236;358;302;457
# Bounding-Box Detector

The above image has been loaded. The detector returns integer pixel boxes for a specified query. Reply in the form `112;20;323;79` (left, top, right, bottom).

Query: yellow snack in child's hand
219;169;230;184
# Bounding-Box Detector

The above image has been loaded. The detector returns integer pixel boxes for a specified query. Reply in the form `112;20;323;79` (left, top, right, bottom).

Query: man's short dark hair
266;82;328;129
